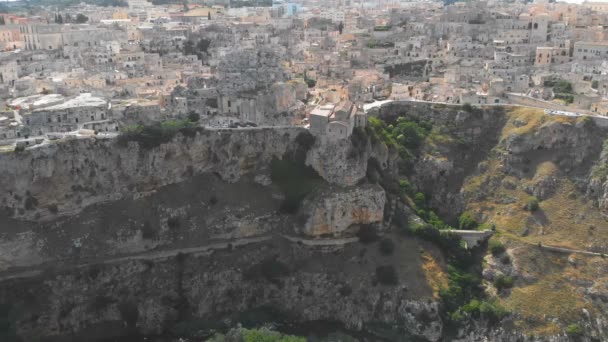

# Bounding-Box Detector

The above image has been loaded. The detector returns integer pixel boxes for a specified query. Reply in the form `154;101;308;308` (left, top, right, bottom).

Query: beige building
573;41;608;61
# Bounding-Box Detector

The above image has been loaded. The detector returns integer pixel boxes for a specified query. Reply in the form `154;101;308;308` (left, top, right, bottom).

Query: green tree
338;21;344;34
75;13;88;23
458;212;478;230
208;11;211;20
524;197;540;212
187;111;200;122
57;14;64;24
414;192;426;208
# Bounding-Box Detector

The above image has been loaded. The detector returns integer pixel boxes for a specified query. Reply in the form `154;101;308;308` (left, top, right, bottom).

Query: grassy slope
458;107;608;335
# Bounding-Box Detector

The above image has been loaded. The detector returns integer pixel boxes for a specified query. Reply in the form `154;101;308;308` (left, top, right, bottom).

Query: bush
357;224;378;244
167;216;180;230
375;265;398;285
13;145;25;153
461;299;481;318
379;238;395;256
48;204;58;214
462;103;474;112
339;284;352;297
479;300;509;323
488;240;506;256
566;323;583;337
398;179;413;196
187;112;200;122
413;192;426;208
24;196;38;211
458;212;478;230
117;120;197;149
493;275;514;291
524;197;540;212
244;256;290;284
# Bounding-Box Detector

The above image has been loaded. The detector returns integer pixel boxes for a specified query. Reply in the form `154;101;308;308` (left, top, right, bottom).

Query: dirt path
0;234;361;282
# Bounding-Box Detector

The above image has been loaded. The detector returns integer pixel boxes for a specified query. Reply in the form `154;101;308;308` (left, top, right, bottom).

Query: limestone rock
302;184;386;237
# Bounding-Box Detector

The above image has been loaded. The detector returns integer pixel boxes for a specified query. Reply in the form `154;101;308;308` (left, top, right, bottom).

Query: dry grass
500;107;575;141
533;161;558;178
504;274;588;328
457;108;608;335
421;251;449;299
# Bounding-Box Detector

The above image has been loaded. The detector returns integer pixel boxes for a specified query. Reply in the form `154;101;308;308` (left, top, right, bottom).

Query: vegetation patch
244;256;291;285
208;327;305;342
375;265;399;285
378;237;396;255
488;240;506;256
117;120;201;149
357;224;379;244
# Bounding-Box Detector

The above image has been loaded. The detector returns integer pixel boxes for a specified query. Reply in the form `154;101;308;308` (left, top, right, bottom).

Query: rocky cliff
2;103;608;342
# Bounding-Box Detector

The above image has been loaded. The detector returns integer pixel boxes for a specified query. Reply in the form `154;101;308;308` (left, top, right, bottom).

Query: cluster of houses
1;0;608;147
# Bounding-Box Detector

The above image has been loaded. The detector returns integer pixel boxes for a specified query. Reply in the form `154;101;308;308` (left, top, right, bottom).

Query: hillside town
1;0;608;149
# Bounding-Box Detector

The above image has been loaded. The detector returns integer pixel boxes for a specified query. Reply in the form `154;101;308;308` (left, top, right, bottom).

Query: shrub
13;145;25;153
398;179;413;196
187;111;200;122
167;216;180;230
88;295;114;312
117;120;197;149
524;197;540;212
24;196;38;211
592;80;599;89
494;275;514;291
141;221;157;240
244;256;290;284
48;204;58;214
479;300;509;323
566;323;583;337
357;224;379;244
461;299;481;317
488;240;506;256
118;301;139;328
379;238;395;256
462;103;474;112
213;327;306;342
375;265;398;285
339;284;352;297
413;192;426;208
458;212;478;230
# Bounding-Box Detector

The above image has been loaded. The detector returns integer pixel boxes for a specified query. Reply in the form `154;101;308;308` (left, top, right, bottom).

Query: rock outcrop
302;184;385;237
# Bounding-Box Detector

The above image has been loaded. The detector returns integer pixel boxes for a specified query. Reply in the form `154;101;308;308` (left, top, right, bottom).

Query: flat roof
33;93;106;112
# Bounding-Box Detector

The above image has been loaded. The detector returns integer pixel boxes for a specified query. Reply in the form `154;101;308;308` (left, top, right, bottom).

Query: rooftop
32;93;107;112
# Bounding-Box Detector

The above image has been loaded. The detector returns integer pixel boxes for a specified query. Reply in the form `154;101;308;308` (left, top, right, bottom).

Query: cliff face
0;128;304;222
2;104;608;341
0;237;441;342
302;184;386;237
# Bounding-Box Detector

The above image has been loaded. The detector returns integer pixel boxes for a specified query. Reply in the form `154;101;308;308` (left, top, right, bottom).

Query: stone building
309;101;367;140
17;93;109;135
